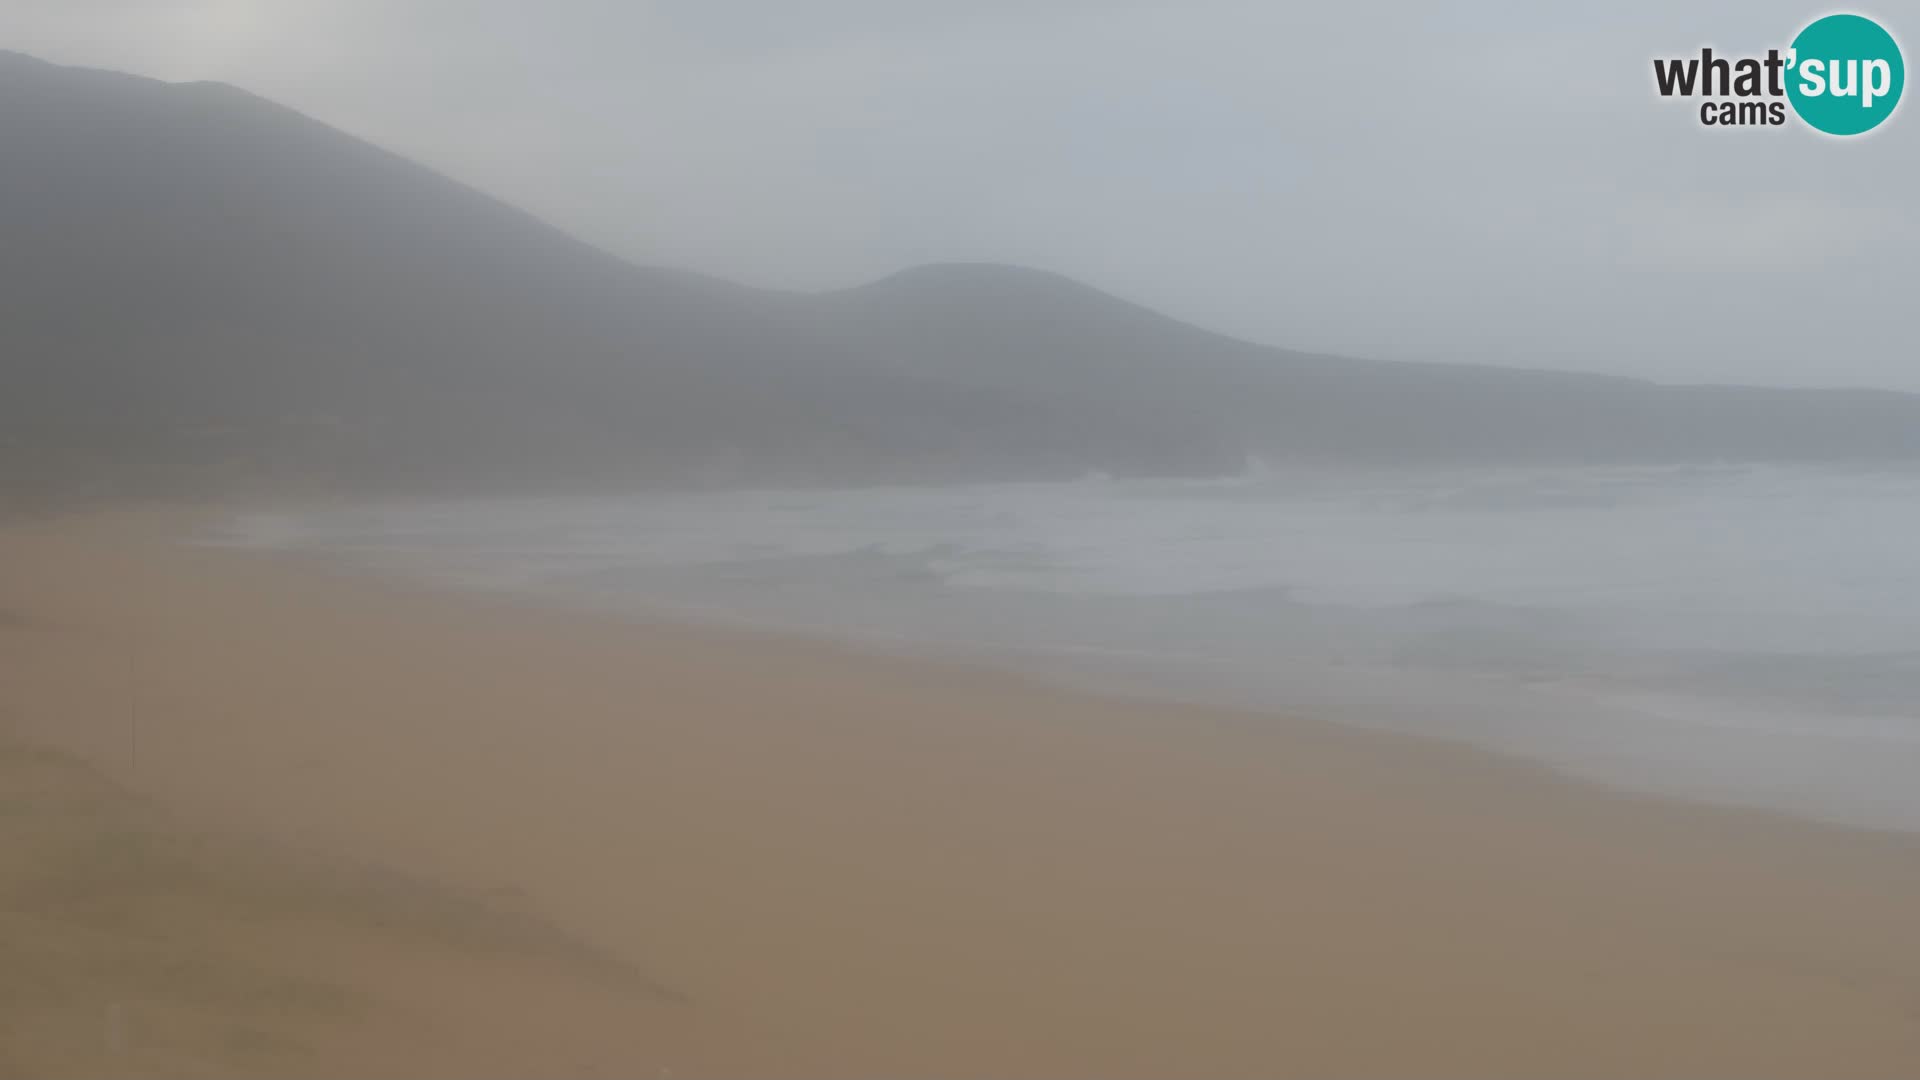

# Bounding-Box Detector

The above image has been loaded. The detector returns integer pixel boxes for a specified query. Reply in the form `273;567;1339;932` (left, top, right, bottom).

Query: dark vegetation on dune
5;49;1920;499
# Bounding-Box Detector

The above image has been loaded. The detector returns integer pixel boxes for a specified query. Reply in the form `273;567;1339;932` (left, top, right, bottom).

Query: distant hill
4;49;1919;497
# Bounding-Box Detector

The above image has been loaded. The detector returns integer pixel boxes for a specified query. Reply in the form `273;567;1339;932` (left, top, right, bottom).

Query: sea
213;462;1920;833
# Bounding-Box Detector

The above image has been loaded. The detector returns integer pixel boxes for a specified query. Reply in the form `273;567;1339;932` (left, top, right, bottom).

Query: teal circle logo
1786;14;1904;135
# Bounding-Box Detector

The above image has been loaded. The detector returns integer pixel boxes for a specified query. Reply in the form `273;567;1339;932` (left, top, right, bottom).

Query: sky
4;0;1914;389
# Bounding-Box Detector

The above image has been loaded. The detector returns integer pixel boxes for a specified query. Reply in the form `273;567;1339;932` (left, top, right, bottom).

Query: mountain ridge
5;49;1919;499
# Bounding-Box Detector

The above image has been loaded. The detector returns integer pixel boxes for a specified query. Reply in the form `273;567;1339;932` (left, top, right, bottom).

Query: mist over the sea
224;462;1920;832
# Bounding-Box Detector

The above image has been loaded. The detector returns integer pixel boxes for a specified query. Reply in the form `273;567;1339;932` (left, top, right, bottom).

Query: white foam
214;464;1920;831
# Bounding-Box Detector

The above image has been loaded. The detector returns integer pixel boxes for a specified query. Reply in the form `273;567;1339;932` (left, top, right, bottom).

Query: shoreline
208;508;1920;837
6;510;1920;1076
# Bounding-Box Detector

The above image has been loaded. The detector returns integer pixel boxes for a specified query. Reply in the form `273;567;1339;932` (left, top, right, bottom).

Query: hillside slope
4;50;1918;496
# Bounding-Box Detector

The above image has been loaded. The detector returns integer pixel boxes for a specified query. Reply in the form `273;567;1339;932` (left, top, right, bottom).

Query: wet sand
4;510;1920;1077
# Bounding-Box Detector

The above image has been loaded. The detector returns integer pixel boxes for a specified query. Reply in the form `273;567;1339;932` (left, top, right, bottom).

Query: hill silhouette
5;49;1919;497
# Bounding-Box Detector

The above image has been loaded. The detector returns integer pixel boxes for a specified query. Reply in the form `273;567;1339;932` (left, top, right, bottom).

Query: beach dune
3;512;1920;1077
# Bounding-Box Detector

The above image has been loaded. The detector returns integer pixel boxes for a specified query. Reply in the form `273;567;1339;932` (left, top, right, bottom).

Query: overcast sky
5;1;1914;389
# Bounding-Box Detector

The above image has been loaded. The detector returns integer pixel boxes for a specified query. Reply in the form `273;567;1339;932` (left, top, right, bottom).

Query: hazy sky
5;1;1915;389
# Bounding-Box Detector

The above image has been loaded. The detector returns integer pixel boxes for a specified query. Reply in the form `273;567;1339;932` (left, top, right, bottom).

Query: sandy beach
4;510;1920;1078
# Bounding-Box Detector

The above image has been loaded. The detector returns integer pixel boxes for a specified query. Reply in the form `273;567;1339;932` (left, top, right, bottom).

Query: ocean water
216;464;1920;832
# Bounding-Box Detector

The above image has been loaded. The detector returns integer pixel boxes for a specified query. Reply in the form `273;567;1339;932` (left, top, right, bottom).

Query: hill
4;50;1918;497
